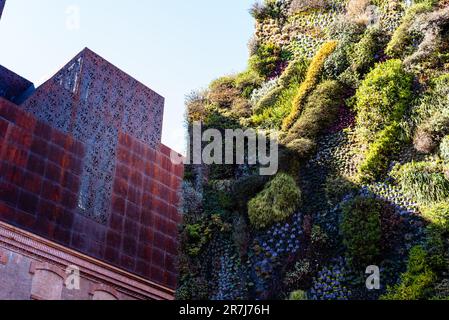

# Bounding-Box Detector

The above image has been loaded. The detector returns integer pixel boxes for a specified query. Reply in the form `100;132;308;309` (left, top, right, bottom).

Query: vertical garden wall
177;0;449;300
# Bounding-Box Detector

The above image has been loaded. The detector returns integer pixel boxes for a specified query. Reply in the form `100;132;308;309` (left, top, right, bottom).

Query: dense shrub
251;78;280;109
282;41;338;131
208;76;241;109
379;199;405;253
440;136;449;161
203;107;241;130
248;173;301;229
250;0;284;21
328;16;366;41
251;80;300;128
288;0;328;15
381;246;436;300
285;138;317;158
253;58;309;114
348;27;387;79
183;223;211;257
413;75;449;153
284;80;344;143
330;26;388;87
235;69;263;99
414;126;442;154
204;70;260;117
232;175;270;212
358;122;403;183
354;59;413;143
386;1;435;58
346;0;371;25
391;161;449;205
402;6;449;74
186;90;209;123
421;202;449;232
414;112;449;153
341;196;382;266
249;43;290;79
324;175;357;207
276;146;302;176
425;224;448;270
324;39;355;81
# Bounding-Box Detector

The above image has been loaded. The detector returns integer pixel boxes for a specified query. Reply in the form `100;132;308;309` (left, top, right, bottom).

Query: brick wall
0;98;184;289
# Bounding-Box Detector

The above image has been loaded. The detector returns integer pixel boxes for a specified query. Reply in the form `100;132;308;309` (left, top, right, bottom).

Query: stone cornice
0;221;174;300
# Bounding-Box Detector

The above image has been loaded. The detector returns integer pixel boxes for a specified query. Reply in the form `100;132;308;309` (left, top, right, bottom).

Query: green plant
251;81;300;128
284;80;344;143
381;246;436;300
232;175;269;212
412;75;449;153
176;275;210;300
425;224;448;270
345;0;371;25
354;59;413;143
250;0;284;21
391;161;449;205
285;138;316;158
349;27;387;78
440;136;449;162
249;43;287;79
334;27;388;87
184;223;211;257
289;290;308;300
207;70;262;114
324;175;357;207
358;122;403;183
421;202;449;232
248;173;301;229
311;225;329;250
400;3;449;74
282;41;338;131
324;39;355;80
186;90;208;123
414;112;449;154
341;196;381;266
208;76;241;109
180;181;203;218
277;146;302;177
253;58;309;115
235;69;263;99
386;1;435;58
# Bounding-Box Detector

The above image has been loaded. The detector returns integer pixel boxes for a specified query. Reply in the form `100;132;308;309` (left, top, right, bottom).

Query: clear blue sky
0;0;255;153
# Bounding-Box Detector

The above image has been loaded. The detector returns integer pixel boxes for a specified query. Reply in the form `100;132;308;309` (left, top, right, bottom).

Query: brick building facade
0;1;183;300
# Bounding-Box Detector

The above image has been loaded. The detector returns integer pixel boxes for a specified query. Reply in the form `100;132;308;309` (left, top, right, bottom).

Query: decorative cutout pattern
20;48;164;223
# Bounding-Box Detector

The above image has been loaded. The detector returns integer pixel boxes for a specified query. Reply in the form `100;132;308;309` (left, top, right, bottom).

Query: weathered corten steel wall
0;48;183;290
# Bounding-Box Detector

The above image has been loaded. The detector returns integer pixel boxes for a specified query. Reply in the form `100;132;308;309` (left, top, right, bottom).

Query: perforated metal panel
21;48;164;224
